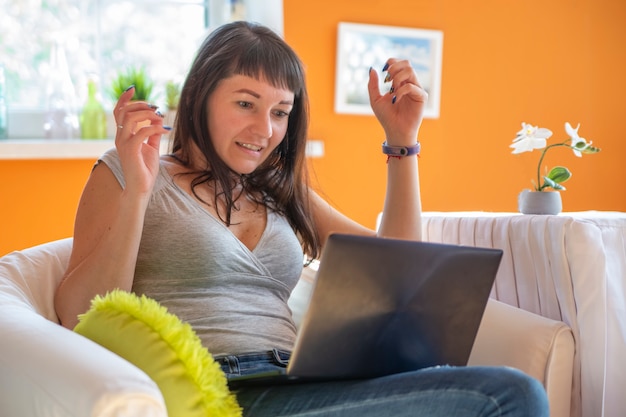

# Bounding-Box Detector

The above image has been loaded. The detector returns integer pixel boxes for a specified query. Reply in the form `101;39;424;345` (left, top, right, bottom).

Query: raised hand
113;86;171;195
367;59;428;146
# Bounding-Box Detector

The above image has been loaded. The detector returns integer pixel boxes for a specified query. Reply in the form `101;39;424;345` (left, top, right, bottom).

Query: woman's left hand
367;58;428;145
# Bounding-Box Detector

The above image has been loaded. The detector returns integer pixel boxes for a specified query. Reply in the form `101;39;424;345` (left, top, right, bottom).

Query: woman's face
206;74;294;175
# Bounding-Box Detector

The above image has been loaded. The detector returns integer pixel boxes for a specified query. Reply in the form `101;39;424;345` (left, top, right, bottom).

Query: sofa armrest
470;299;575;417
0;305;167;417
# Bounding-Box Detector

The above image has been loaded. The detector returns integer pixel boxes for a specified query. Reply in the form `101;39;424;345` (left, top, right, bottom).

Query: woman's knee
471;366;549;417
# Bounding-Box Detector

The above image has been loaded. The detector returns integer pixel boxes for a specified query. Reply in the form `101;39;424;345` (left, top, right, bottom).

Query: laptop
229;233;503;385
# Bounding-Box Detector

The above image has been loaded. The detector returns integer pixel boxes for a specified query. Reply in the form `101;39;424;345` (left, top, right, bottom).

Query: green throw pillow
74;289;241;417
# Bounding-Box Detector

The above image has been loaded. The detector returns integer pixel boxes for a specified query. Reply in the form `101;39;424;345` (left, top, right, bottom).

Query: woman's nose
251;112;273;138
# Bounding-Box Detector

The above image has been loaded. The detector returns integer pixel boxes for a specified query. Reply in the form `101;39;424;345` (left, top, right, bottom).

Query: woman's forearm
377;153;422;241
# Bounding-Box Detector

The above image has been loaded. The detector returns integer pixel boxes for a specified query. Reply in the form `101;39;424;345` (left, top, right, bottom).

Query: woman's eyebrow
234;88;294;105
234;88;260;98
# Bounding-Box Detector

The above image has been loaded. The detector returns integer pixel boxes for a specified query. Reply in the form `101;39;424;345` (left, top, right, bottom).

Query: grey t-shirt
99;149;305;355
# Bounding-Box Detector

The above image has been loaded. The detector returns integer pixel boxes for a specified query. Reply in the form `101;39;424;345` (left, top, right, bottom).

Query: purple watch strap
381;141;421;156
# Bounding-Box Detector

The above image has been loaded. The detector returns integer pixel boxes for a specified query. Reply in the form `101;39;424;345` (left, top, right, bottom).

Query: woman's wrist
381;141;420;157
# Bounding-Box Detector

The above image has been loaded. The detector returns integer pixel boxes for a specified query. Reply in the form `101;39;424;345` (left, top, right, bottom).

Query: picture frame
335;22;443;118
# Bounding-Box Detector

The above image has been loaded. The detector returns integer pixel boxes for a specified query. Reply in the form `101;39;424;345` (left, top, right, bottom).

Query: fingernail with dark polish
382;62;389;71
392;95;397;104
155;110;164;118
163;125;173;131
149;104;159;110
124;85;135;92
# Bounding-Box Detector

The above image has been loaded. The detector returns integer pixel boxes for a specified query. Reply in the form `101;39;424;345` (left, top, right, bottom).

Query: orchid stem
536;142;571;191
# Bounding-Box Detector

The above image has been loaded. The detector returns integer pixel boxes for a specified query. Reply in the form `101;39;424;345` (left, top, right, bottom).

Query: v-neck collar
157;159;270;255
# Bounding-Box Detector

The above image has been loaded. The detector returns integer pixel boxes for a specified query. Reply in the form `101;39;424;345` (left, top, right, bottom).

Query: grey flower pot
518;190;562;215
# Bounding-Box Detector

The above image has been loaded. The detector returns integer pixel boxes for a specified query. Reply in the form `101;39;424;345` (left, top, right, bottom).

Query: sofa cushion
74;289;241;417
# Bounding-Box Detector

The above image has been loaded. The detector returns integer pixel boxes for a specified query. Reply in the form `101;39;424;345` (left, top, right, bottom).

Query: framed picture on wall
335;22;443;118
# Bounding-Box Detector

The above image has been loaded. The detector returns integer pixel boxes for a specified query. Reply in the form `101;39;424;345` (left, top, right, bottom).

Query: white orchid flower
510;122;552;154
510;121;600;192
565;122;591;157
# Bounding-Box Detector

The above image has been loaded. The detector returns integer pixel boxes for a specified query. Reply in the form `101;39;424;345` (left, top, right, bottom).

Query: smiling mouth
237;142;263;152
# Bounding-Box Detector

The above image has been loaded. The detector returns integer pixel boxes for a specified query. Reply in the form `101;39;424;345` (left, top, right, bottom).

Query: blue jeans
214;350;549;417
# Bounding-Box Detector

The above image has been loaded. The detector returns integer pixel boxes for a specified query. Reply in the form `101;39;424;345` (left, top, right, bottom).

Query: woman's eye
274;110;290;118
238;101;252;109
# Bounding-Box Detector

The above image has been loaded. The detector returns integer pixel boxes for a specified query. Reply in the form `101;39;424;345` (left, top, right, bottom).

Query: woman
55;21;548;416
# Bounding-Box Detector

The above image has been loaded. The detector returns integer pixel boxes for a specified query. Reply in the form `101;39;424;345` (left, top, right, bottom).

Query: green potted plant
165;80;181;111
109;66;154;102
163;80;180;137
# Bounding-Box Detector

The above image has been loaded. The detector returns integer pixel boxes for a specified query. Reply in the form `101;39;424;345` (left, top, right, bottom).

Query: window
0;0;283;139
2;1;208;110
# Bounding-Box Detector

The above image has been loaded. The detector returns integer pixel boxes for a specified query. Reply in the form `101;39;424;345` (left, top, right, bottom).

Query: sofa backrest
0;238;72;323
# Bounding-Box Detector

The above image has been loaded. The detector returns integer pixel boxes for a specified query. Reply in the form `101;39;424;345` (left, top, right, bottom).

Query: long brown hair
171;21;320;259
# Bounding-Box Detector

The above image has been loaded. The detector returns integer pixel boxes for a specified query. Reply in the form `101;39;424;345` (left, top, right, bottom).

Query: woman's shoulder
99;147;119;162
97;148;124;187
97;148;172;192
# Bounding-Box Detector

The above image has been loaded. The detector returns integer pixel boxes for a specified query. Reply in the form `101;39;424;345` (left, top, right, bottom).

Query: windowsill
0;138;324;160
0;139;114;160
0;139;169;160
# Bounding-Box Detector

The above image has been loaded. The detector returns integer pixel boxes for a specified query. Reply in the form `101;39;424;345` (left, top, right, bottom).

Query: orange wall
1;159;93;255
2;0;625;255
284;0;626;224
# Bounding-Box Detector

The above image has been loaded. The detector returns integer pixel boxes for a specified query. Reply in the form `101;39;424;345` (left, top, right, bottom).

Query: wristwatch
381;141;421;156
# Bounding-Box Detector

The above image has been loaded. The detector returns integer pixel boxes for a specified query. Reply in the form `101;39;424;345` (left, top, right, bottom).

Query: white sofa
0;238;575;417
